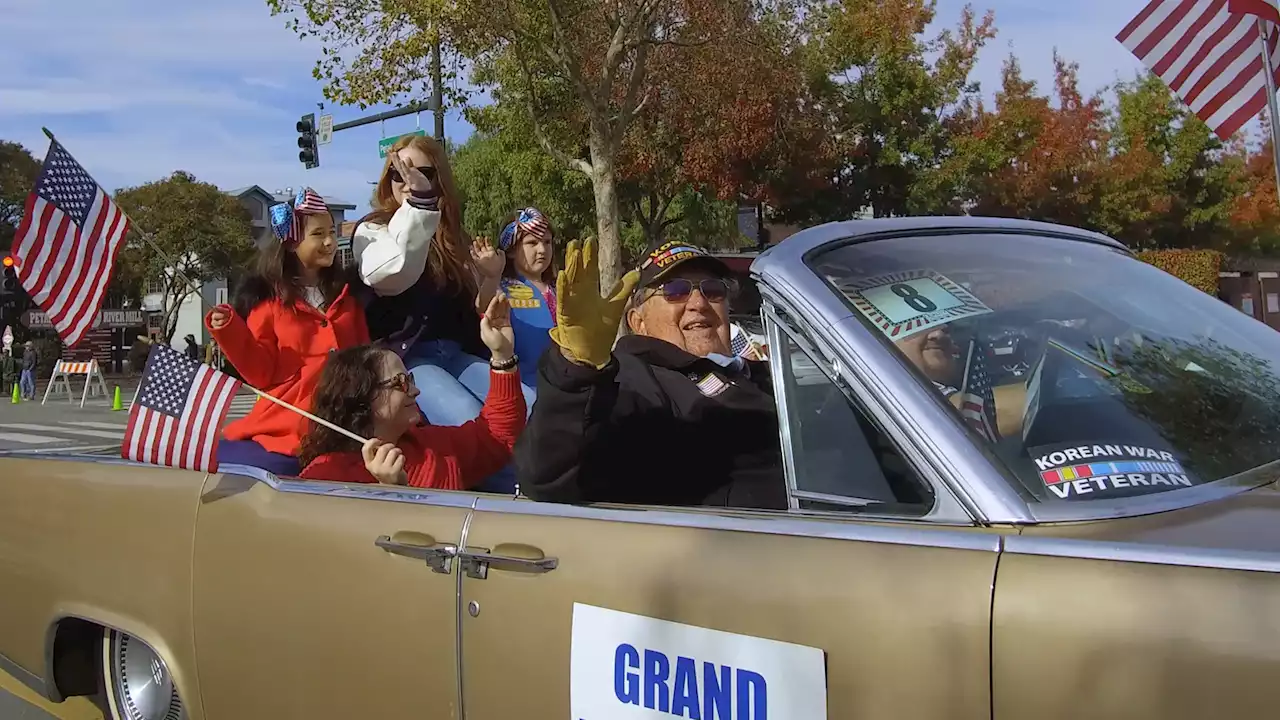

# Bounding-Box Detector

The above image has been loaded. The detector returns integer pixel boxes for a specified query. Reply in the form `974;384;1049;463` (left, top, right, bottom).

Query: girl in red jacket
206;188;370;477
297;295;525;488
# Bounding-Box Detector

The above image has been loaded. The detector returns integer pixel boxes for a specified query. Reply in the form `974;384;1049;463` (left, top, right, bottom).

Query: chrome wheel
101;629;185;720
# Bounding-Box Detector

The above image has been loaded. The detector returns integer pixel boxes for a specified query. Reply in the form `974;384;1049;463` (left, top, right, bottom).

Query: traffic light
0;256;18;329
297;113;319;170
1;256;16;297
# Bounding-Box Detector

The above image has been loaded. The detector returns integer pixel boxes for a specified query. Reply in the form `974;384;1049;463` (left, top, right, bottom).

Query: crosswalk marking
63;421;129;430
5;443;118;455
0;423;127;440
0;391;259;452
0;432;62;444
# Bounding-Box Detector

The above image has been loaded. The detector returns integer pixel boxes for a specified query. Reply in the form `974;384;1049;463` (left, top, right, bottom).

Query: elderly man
514;238;786;509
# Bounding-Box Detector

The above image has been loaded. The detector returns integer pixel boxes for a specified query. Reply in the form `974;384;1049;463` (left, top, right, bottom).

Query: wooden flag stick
244;385;371;445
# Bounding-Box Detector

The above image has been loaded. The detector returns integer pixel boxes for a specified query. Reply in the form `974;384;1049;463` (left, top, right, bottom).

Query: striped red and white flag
1231;0;1280;25
122;343;242;473
12;139;129;347
1118;0;1280;140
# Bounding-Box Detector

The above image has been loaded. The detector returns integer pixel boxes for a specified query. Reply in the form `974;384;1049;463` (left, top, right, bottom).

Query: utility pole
431;38;445;143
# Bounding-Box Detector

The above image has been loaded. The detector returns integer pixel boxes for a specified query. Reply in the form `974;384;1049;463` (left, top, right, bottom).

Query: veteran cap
636;239;732;288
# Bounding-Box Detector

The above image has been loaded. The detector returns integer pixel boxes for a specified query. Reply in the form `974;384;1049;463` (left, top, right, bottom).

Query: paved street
0;379;257;455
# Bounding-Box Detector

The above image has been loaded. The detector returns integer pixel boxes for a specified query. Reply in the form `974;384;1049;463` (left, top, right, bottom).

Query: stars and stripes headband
269;187;329;248
498;207;552;251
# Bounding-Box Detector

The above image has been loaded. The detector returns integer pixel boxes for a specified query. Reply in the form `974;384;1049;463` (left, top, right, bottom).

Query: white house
142;186;356;350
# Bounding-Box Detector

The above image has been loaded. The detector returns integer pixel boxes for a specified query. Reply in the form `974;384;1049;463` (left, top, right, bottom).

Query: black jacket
515;335;787;509
355;276;486;360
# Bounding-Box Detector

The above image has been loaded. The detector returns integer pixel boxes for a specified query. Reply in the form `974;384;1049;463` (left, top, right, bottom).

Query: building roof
225;184;356;210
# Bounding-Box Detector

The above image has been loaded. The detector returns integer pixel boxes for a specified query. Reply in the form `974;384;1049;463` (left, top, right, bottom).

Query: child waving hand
206;188;370;476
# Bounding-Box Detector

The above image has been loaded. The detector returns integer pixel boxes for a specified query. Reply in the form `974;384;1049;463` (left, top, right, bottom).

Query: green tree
451;131;596;242
775;0;995;223
113;172;254;342
269;0;786;287
1097;73;1244;251
0;141;41;252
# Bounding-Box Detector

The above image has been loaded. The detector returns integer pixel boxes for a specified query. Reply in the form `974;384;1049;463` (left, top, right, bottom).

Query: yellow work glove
550;238;640;369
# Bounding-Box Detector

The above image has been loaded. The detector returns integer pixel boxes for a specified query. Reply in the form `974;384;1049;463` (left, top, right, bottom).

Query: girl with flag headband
472;206;557;412
205;187;370;477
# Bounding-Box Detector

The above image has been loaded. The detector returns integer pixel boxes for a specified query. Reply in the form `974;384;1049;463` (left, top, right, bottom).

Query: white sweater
352;200;442;297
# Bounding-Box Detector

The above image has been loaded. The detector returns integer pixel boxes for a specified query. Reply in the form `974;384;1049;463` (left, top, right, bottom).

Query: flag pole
1257;20;1280;204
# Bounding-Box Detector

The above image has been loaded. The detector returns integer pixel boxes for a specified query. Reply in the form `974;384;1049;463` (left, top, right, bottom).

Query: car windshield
809;230;1280;504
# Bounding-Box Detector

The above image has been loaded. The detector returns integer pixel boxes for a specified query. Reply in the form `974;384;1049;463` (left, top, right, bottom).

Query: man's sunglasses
388;166;438;185
377;372;416;393
646;278;733;303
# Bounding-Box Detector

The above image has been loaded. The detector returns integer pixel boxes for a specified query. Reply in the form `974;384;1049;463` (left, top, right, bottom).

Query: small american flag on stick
122;344;242;472
959;339;1000;443
12;137;129;347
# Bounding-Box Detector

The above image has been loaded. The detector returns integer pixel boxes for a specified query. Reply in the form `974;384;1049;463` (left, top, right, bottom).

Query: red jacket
299;370;525;489
208;285;370;456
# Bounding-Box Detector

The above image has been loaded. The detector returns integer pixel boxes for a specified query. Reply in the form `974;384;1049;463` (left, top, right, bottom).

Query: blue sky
0;0;1148;217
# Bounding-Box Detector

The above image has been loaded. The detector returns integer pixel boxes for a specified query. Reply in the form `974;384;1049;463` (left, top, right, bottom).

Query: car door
456;315;1000;720
190;469;471;719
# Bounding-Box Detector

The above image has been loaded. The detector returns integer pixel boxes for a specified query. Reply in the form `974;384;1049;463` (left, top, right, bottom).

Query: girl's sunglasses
647;278;733;303
388;165;438;185
377;372;416;393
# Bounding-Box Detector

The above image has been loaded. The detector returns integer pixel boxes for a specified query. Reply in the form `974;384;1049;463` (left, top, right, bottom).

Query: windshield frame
754;218;1276;525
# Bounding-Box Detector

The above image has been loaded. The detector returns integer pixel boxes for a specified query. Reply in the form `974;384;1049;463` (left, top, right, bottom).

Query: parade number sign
838;269;993;340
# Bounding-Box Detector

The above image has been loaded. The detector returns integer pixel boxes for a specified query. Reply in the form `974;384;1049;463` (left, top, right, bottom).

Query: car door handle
458;545;558;579
375;534;457;574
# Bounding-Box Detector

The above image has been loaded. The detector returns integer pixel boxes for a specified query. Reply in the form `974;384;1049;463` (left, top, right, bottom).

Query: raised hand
549;238;640;369
388;151;437;198
480;294;516;364
470;238;506;279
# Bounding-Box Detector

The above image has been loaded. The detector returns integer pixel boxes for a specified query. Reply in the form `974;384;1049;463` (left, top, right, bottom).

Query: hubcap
110;633;185;720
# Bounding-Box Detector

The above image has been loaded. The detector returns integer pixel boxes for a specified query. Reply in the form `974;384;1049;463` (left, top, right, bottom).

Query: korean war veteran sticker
834;269;993;341
1029;442;1196;500
571;603;827;720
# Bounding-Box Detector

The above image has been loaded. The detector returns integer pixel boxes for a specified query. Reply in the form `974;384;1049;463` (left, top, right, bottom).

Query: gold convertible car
3;217;1280;720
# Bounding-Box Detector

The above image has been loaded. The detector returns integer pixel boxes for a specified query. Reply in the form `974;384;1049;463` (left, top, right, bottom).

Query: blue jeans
19;369;34;399
406;340;538;424
217;439;301;478
405;339;537;494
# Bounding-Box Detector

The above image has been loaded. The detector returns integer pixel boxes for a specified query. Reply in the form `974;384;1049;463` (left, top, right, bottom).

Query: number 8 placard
836;269;993;340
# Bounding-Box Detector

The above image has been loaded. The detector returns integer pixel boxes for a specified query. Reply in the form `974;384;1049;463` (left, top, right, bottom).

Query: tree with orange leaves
929;54;1108;226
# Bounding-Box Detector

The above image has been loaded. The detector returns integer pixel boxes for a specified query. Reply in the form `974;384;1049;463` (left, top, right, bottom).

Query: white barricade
42;359;110;409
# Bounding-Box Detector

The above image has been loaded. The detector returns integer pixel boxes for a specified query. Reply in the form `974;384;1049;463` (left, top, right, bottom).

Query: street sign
317;114;334;145
21;308;143;330
378;130;427;158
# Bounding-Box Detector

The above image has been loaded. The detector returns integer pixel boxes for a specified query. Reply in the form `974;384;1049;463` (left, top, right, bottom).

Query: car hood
1021;481;1280;554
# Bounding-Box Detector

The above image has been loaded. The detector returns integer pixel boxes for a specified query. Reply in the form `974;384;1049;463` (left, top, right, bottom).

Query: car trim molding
0;650;47;699
469;495;1000;552
1004;535;1280;574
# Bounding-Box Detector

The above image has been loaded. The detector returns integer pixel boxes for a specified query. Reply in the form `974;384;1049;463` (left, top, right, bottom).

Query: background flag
11;139;129;346
1118;0;1280;140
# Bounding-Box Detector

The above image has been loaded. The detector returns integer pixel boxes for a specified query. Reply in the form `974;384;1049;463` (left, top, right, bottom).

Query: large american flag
1118;0;1280;140
959;339;1000;443
12;140;129;347
122;344;242;472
